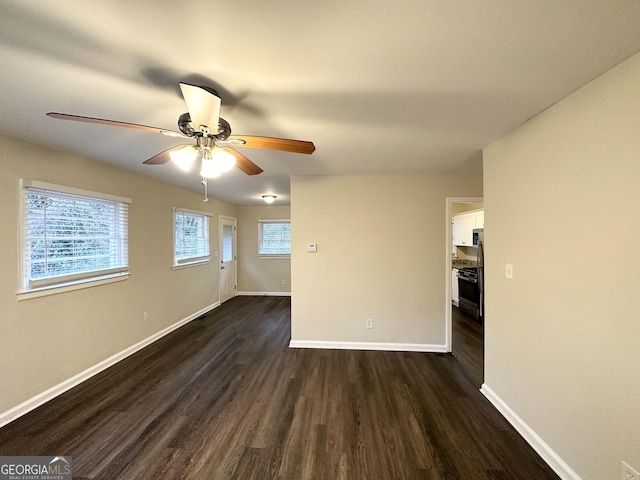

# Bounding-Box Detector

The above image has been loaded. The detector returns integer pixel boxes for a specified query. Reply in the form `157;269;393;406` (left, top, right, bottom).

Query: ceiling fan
47;83;315;200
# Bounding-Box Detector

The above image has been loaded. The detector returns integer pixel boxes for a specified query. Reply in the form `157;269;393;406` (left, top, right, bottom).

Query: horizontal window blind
22;183;129;290
258;220;291;256
174;209;210;266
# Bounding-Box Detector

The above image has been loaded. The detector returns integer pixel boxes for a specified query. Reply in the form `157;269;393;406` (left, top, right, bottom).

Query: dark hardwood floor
0;296;559;479
451;306;484;389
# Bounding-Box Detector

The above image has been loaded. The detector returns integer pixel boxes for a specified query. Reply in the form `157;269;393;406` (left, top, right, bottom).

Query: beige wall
483;52;640;479
290;174;482;348
237;205;291;294
0;135;236;416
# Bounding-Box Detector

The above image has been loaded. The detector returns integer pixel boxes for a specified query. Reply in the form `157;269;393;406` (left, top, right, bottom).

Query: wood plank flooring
452;306;484;389
0;296;559;479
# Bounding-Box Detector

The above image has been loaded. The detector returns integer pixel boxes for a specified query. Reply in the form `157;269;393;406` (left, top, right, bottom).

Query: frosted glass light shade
200;157;222;178
170;146;198;172
212;148;236;172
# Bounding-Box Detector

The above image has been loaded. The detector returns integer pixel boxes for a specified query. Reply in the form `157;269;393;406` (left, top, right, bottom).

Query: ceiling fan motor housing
178;113;195;137
178;112;231;140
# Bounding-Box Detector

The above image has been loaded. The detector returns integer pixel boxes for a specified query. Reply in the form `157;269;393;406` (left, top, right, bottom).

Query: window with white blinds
20;180;130;293
258;219;291;257
174;208;211;267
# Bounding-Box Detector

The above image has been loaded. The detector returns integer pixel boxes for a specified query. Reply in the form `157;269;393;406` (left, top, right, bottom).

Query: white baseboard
0;302;220;429
480;383;582;480
289;340;448;353
237;291;291;297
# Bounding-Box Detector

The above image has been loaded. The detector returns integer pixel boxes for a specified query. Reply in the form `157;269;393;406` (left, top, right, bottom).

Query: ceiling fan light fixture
211;147;236;172
262;195;277;204
170;145;198;172
200;158;222;178
200;149;222;178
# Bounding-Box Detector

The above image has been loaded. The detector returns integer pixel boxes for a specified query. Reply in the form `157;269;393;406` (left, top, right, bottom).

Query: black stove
457;267;480;320
457;266;478;282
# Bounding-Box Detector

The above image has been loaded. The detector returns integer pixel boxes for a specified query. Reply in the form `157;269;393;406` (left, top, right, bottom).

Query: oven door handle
458;276;478;283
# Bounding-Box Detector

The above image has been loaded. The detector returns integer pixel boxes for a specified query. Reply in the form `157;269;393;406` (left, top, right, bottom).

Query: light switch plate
506;263;514;279
307;243;317;252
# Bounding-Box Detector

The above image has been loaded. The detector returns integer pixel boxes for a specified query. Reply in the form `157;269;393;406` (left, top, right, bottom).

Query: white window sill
257;255;291;260
17;272;129;301
172;260;210;270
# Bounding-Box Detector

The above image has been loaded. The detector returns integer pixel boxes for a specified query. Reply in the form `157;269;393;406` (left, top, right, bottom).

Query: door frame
445;196;483;352
218;215;237;304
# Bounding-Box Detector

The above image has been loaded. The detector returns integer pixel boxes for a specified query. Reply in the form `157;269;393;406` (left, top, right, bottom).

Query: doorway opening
446;197;484;387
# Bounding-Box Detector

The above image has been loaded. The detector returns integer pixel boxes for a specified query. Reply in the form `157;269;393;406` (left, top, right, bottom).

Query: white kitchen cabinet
452;212;475;246
452;210;483;246
452;268;459;306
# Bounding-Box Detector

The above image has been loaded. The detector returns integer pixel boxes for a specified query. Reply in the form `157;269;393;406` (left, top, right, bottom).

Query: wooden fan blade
46;112;184;137
225;148;264;175
179;83;221;133
227;135;315;154
143;144;190;165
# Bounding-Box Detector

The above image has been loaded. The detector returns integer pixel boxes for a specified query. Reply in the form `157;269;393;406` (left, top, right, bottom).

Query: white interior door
219;216;237;304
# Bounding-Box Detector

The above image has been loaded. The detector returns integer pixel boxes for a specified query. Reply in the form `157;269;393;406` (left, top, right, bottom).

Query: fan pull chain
202;177;209;203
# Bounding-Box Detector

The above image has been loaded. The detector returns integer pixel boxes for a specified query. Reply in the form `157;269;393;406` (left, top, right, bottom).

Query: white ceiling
2;1;640;205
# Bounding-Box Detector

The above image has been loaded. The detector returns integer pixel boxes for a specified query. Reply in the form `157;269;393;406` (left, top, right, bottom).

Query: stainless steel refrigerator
477;231;484;323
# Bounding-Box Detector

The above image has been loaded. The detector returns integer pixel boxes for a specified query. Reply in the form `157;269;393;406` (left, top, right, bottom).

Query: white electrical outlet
143;311;149;321
622;461;640;480
366;319;374;329
281;279;286;285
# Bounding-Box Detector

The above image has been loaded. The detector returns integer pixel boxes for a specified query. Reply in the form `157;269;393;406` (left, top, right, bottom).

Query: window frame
173;207;212;269
257;219;291;259
18;179;131;300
